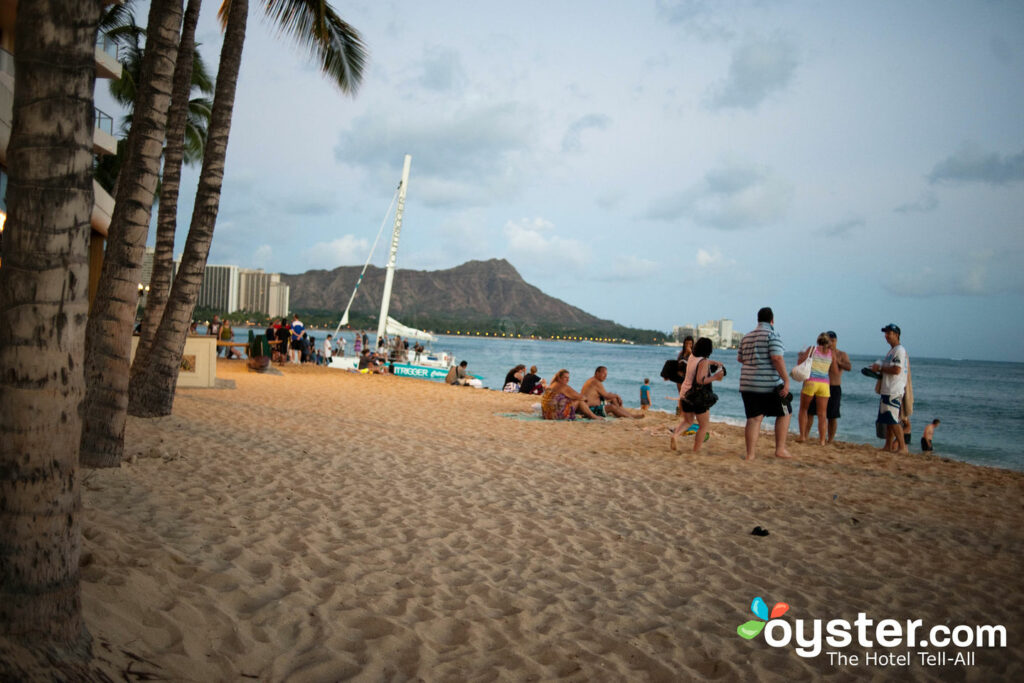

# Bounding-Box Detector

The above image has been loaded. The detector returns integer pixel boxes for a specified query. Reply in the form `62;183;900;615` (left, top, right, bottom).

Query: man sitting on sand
580;366;643;419
445;360;475;386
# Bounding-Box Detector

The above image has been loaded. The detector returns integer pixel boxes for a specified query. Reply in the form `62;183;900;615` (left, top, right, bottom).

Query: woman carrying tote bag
795;333;835;445
670;337;726;453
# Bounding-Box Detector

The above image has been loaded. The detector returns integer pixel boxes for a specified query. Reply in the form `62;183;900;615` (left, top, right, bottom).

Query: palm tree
0;0;99;674
136;0;205;361
93;3;214;195
79;0;185;469
129;0;366;416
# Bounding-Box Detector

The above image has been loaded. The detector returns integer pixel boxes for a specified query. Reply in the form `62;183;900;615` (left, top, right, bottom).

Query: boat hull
328;356;454;382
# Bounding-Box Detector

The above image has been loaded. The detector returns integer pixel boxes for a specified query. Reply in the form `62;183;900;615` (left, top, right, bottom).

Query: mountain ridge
280;259;658;339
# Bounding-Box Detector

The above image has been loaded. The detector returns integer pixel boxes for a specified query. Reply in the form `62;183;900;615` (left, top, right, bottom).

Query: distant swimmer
921;419;940;452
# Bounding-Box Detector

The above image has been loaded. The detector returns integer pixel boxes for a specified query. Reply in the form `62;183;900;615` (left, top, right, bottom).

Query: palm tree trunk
0;0;98;673
135;0;203;362
80;0;184;469
129;0;249;417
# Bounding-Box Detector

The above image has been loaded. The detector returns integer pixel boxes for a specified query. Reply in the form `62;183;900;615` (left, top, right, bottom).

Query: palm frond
99;0;140;35
262;0;367;94
191;49;215;95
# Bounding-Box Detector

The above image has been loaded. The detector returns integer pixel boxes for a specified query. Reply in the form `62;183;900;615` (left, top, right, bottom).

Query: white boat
328;155;475;384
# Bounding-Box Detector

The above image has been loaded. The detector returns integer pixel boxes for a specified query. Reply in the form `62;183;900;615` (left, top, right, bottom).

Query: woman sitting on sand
670;337;725;452
796;332;834;445
503;364;526;392
541;369;602;420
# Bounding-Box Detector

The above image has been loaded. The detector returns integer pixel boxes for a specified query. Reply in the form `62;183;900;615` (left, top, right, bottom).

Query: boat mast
376;154;411;343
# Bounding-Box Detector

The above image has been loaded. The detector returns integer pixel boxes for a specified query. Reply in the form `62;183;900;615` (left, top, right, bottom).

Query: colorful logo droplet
737;596;789;640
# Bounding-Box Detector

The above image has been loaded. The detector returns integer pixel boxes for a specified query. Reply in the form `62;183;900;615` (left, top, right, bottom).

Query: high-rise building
697;321;720;346
672;325;697;342
238;268;270;313
197;264;239;313
717;319;733;348
269;277;289;319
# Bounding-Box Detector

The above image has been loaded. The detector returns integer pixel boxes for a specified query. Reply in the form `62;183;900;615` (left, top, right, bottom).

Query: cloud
596;255;659;282
502;218;591;270
282;195;337;217
706;35;799;110
820;217;866;237
335;103;537;208
927;144;1024;186
302;234;370;270
883;249;1024;297
416;46;467;92
894;191;939;214
561;113;611;153
645;162;793;229
655;0;735;40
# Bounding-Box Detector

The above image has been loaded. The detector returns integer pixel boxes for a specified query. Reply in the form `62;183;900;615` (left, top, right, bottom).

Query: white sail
385;316;437;343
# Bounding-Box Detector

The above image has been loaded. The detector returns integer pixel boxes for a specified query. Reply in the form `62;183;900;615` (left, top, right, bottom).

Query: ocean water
234;328;1024;472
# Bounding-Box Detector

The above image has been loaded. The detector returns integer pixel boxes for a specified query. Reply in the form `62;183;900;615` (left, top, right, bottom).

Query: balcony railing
95;107;114;135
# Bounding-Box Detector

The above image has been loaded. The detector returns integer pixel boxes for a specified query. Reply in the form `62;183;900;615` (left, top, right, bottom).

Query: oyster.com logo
735;595;1006;665
737;596;789;640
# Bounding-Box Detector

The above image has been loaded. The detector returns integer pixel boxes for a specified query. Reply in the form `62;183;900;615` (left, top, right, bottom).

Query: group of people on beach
680;306;935;459
527;305;939;460
532;366;646;421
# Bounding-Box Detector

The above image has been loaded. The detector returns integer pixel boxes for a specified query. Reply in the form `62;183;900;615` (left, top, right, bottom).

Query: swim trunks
741;390;787;419
876;394;901;425
590;403;606;417
920;437;933;452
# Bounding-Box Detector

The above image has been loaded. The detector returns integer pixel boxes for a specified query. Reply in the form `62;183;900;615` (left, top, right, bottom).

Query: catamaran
328;155;462;382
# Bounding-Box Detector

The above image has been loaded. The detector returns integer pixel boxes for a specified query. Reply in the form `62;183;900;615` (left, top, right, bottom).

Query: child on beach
640;378;652;413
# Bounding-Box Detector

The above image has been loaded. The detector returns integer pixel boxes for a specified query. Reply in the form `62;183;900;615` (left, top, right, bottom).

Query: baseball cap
881;323;901;335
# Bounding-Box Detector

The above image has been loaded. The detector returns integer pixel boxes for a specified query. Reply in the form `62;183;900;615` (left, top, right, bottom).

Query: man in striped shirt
737;307;792;460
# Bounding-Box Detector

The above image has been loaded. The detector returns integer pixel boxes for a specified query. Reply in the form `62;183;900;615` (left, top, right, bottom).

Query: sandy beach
80;360;1023;681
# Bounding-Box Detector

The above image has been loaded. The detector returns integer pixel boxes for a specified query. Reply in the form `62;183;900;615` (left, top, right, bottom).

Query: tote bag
790;346;814;382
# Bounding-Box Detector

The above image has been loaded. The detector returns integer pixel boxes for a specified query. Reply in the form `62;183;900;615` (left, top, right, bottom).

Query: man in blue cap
870;324;909;453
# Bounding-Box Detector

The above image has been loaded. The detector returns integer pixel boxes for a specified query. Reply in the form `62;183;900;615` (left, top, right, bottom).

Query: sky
101;1;1024;361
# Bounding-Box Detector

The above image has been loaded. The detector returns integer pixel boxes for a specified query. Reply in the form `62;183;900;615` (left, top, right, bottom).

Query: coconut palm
93;1;214;196
136;0;205;361
129;0;366;417
79;0;185;469
0;1;99;674
104;10;214;164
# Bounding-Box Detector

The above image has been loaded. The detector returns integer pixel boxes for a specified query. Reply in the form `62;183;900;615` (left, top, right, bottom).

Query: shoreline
79;360;1024;680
